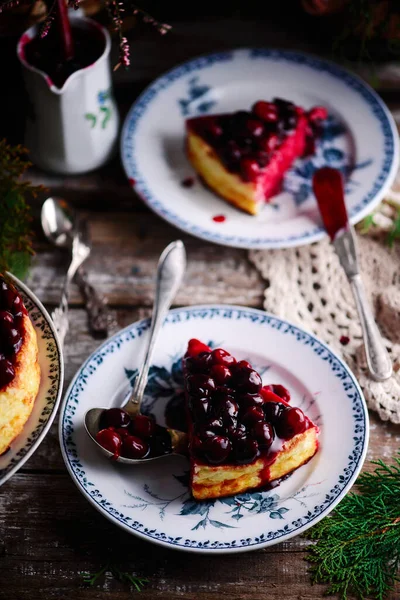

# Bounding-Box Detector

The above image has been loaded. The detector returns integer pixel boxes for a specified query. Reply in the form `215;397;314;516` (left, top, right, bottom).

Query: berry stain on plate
181;177;195;188
212;215;226;223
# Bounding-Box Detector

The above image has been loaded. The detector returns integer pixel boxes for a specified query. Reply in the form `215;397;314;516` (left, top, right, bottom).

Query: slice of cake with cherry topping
186;98;327;215
0;275;40;456
183;339;319;500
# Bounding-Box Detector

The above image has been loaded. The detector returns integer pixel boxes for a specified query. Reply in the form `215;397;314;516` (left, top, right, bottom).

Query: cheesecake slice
183;339;319;500
0;275;40;456
186;99;328;215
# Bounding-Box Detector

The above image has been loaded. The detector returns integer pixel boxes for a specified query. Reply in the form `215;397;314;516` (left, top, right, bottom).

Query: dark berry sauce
212;215;226;223
23;25;105;89
95;410;173;460
0;276;27;390
183;339;312;468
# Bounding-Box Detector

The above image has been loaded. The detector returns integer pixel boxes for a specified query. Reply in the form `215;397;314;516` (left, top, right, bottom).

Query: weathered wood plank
26;213;264;308
1;471;399;599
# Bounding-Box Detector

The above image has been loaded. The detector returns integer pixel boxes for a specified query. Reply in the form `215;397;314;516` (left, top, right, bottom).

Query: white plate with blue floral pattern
59;305;368;553
0;273;64;487
121;48;398;249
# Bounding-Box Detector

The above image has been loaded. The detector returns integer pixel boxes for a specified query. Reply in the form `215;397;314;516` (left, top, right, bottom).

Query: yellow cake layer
0;313;40;455
186;130;261;215
191;426;318;500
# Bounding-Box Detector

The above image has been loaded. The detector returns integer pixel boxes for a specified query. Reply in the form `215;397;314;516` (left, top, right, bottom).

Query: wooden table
1;16;400;600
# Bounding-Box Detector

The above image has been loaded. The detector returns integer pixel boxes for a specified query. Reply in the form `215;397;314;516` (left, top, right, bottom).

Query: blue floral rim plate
121;48;399;249
0;273;64;487
59;305;369;553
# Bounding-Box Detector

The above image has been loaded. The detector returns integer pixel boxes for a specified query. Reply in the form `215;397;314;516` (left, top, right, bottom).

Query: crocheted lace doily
249;229;400;425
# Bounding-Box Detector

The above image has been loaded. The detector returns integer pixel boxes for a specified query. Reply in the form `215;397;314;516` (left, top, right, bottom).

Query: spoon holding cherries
84;240;188;464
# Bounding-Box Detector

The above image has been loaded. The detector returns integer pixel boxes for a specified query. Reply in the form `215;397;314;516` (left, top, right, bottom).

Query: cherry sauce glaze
188;99;327;183
183;339;313;468
0;276;27;391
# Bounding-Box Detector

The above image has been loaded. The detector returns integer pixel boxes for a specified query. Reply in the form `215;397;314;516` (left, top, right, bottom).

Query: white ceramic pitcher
17;16;119;175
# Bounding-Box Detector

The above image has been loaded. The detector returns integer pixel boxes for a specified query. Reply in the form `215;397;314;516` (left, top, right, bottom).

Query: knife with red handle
312;167;392;382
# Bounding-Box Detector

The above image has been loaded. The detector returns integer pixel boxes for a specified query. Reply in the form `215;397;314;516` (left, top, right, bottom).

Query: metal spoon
41;197;116;341
84;240;188;464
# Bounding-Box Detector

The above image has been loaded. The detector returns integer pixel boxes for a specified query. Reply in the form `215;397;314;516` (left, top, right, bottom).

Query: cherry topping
245;118;264;138
237;360;252;369
260;387;284;404
186;351;213;373
0;310;13;324
96;428;122;456
277;407;307;439
130;414;156;439
235;365;262;393
308;106;328;122
252;101;278;123
121;435;149;459
102;408;131;429
234;438;259;464
206;119;223;140
252;422;274;449
187;339;211;357
203;417;225;433
222;140;242;172
0;357;15;388
210;364;232;384
189;396;210;421
212;348;236;367
239;393;264;409
240;157;260;182
202;435;231;464
186;374;216;397
258;133;279;154
269;384;291;403
263;401;286;424
228;422;247;441
241;405;265;426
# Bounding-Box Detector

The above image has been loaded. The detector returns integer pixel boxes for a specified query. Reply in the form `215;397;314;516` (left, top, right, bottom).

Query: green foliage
0;140;42;279
306;452;400;599
82;560;149;591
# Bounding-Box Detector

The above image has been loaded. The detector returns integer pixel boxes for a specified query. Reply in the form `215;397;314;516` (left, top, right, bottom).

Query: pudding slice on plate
0;275;40;456
186;99;327;215
183;339;319;500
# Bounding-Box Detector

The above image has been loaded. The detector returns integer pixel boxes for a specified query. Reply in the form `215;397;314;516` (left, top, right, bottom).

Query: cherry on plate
263;401;286;424
277;407;307;439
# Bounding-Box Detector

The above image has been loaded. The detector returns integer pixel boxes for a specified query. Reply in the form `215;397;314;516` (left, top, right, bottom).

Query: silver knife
313;167;392;382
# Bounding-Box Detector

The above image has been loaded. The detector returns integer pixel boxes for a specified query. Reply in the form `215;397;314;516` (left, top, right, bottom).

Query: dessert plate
59;305;368;553
121;48;399;249
0;274;64;487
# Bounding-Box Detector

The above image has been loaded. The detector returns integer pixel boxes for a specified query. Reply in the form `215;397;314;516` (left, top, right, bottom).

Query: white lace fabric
249;229;400;424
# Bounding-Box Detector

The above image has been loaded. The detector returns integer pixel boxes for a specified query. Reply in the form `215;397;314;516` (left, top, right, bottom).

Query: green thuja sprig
306;452;400;599
0;139;42;279
82;560;148;591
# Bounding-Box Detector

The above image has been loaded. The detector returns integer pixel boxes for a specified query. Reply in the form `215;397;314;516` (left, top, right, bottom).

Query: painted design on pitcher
85;89;113;129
